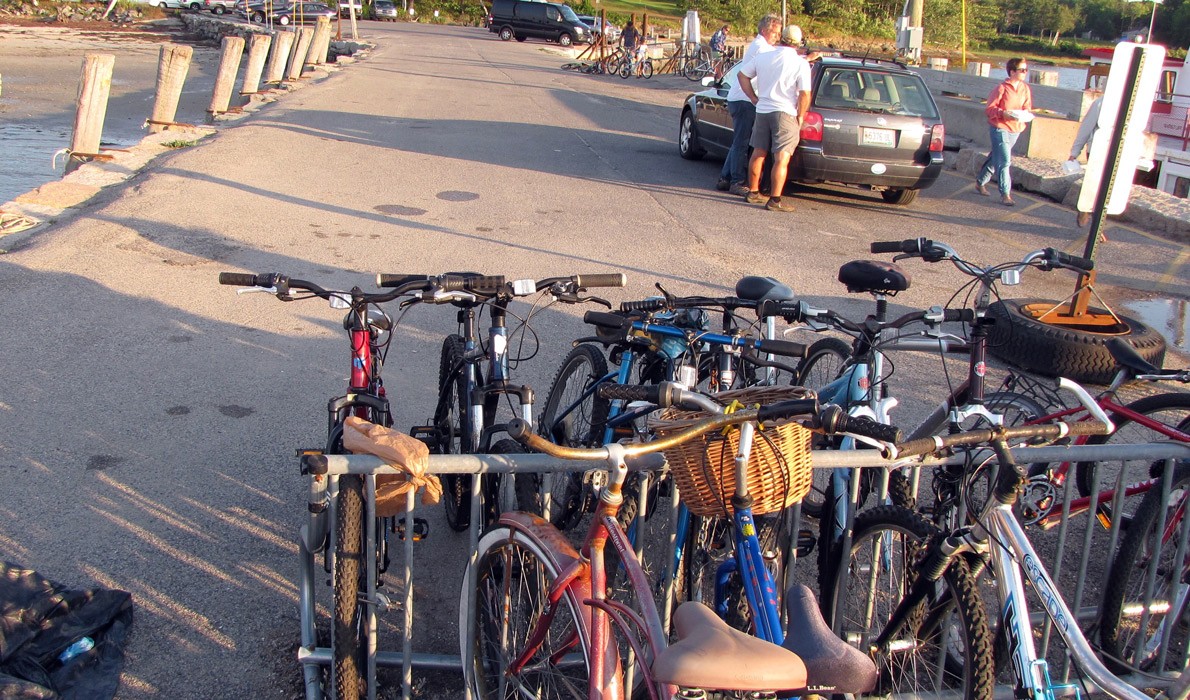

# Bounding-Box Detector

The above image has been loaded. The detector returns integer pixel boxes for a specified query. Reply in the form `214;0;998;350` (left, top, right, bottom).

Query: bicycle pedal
796;529;816;557
374;592;401;613
396;517;429;541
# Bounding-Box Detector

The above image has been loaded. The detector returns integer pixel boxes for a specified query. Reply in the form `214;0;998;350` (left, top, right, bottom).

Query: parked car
267;1;336;23
487;0;592;46
203;0;237;14
373;0;397;19
337;0;361;17
576;14;619;42
678;54;945;205
148;0;202;9
236;0;272;21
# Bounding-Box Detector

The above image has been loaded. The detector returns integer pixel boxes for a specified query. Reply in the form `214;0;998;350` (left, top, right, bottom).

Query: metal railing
296;441;1190;699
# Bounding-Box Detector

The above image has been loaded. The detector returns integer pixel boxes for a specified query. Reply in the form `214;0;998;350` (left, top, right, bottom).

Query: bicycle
218;270;444;700
617;46;654;79
461;386;894;699
682;52;733;82
385;271;625;533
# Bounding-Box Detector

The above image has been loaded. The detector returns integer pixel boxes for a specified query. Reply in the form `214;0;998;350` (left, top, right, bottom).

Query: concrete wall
912;66;1095;118
937;95;1082;160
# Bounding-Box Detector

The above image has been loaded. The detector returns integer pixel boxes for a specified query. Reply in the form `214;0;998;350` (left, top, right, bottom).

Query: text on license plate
862;128;896;147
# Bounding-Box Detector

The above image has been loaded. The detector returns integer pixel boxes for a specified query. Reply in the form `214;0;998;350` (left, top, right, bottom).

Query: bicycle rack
297;441;1190;700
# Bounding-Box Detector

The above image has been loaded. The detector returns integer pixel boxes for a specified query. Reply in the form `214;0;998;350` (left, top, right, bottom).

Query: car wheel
679;109;705;161
559;32;573;46
499;26;514;40
213;4;224;12
251;10;263;20
279;13;290;24
881;188;918;205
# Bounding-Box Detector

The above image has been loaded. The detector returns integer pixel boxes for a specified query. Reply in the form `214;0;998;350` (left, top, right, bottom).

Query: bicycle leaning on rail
823;377;1190;700
460;386;896;699
218;270;444;700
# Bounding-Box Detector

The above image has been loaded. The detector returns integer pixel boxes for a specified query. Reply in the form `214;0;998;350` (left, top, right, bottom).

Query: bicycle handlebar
583;310;808;358
219;271;431;304
893;419;1110;460
870;238;1094;273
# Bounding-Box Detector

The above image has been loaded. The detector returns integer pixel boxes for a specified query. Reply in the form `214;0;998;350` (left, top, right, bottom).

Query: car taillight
929;124;945;152
800;112;823;143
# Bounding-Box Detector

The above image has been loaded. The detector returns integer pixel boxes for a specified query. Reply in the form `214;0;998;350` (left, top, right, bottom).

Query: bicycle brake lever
583;295;613;309
236;286;278;296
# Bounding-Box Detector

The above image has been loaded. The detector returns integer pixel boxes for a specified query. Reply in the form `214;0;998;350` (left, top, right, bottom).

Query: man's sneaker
745;191;767;204
765;197;796;212
1001;195;1015;207
716;178;731;191
975;182;990;196
729;182;750;196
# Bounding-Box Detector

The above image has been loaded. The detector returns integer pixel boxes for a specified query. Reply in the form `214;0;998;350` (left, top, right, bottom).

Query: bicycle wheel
1074;392;1190;520
463;525;591;698
519;344;610;529
826;505;994;700
437;335;472;532
333;474;366;700
639;60;653;79
795;336;852;519
619;60;632;79
1099;462;1190;675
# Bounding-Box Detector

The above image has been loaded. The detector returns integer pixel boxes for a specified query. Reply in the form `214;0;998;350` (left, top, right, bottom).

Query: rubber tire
825;505;995;700
189;1;201;8
438;335;472;532
279;13;290;24
213;4;225;13
1099;463;1190;674
1074;392;1190;512
986;298;1166;385
462;526;592;698
678;110;705;161
333;474;366;700
251;10;264;21
498;26;513;40
559;32;573;46
794;336;852;520
521;344;610;530
639;60;653;79
881;188;918;205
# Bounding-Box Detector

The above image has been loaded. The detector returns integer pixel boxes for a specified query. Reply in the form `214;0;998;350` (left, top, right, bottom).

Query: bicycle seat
651;602;807;692
1107;337;1163;376
736;276;796;302
838;260;911;295
781;584;877;694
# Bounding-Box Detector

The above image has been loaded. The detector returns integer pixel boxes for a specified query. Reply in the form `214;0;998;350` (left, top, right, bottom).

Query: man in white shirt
716;14;781;195
737;25;812;213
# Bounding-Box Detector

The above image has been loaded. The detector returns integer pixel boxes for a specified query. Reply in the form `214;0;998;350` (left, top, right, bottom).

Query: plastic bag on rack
342;416;443;515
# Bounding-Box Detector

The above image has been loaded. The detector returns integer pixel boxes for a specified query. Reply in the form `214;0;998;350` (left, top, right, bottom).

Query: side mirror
701;76;715;87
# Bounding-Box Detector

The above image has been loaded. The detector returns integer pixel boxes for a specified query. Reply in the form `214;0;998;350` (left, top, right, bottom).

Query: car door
516;2;547;39
695;63;740;153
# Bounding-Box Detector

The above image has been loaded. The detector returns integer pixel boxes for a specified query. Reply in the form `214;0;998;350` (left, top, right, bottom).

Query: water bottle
58;636;95;664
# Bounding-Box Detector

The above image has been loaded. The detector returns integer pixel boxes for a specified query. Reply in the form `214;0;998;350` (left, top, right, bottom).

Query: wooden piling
149;45;193;134
288;27;314;80
241;33;271;94
308;16;331;66
264;30;295;84
209;35;246;113
70;53;115;163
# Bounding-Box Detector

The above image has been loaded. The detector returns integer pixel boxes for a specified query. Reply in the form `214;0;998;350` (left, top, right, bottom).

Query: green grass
162;139;197;149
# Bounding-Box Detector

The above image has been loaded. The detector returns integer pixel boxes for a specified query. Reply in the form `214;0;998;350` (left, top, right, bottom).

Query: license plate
862;128;896;147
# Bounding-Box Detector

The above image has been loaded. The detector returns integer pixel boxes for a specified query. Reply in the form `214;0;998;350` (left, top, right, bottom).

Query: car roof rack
817;51;909;71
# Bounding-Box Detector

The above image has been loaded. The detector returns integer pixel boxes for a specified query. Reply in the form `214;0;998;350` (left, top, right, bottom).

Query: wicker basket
649;386;814;517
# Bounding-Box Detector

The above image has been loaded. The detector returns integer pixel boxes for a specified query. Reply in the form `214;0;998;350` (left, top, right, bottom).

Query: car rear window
815;67;940;119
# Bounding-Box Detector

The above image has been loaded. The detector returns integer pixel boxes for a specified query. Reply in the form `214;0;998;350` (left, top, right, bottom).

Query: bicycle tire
640;60;653;79
795;336;852;518
1074;392;1190;519
826;505;994;700
520;344;611;529
462;525;592;698
438;335;472;532
333;473;366;700
618;60;631;79
1099;461;1190;675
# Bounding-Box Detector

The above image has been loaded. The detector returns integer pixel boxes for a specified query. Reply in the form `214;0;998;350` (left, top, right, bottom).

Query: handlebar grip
895;437;940;458
597;384;663;404
464;275;507;293
944;309;976;323
831;412;903;444
756;399;820;423
756;299;802;322
219;272;262;286
574;273;627;288
584;310;631;330
870;241;907;254
755;338;808;358
1045;248;1094;272
620;298;668;313
376;274;433;289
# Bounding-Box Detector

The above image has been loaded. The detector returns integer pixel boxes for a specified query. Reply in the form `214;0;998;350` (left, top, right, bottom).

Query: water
1124;298;1190;355
0;124;72;205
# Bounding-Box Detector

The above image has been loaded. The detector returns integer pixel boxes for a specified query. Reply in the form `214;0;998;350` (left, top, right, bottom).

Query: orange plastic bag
342;416;443;516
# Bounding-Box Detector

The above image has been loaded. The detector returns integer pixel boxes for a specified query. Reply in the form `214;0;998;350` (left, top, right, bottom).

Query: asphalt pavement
0;20;1186;699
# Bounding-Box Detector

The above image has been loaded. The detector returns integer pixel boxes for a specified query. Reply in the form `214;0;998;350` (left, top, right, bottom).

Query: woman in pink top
975;57;1033;206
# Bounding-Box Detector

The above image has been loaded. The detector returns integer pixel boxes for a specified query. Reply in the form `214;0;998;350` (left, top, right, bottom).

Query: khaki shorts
749;111;801;155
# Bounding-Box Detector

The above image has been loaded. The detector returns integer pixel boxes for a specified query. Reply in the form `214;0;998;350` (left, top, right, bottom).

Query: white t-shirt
725;34;773;103
737;46;811;116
